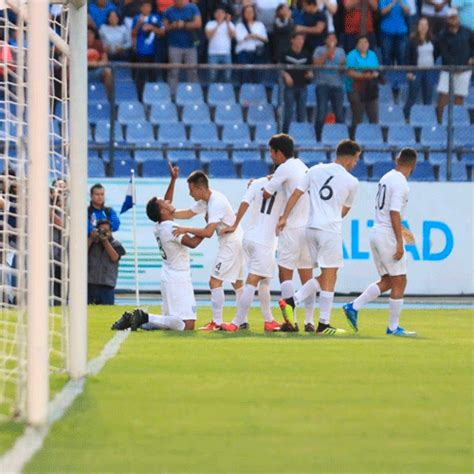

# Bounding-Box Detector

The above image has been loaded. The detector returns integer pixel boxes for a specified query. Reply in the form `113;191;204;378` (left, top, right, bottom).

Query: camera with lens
97;228;109;239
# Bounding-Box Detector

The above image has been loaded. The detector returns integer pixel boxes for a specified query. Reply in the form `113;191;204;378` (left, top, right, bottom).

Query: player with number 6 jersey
278;139;361;335
343;148;418;337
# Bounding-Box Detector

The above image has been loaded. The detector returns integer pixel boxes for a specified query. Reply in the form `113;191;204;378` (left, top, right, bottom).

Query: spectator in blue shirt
88;0;117;30
163;0;202;95
132;0;165;101
88;183;120;236
345;35;381;126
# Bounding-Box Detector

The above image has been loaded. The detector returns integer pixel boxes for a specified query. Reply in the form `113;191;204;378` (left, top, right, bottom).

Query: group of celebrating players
112;133;418;337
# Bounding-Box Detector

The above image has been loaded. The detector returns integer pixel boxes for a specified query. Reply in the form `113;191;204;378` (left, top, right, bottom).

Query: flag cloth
120;177;134;214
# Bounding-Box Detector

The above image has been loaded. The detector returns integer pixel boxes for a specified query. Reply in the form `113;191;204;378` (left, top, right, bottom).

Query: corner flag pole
131;169;140;308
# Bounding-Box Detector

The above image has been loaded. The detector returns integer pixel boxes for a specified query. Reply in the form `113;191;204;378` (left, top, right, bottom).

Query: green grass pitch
1;306;472;473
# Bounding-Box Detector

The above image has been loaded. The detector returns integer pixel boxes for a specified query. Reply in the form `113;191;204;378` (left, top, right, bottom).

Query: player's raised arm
164;162;179;203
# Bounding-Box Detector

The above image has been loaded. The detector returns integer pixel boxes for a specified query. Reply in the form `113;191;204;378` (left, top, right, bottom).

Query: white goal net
0;1;72;420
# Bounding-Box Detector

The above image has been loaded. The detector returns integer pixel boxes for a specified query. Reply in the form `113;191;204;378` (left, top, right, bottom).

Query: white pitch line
0;330;130;474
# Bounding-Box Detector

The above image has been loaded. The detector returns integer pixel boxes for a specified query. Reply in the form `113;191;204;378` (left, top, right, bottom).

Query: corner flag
120;171;135;214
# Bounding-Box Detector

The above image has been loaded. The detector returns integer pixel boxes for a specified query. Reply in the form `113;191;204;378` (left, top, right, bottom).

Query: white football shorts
276;226;313;270
369;230;408;277
211;239;245;283
437;70;472;97
243;239;276;278
306;228;344;269
161;280;197;320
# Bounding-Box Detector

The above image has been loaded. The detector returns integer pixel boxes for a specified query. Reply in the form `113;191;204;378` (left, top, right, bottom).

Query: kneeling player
219;176;286;332
343;148;418;336
112;164;202;331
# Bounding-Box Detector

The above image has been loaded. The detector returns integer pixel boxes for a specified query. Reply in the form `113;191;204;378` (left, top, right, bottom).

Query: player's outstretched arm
173;209;197;219
181;234;204;249
277;189;304;232
390;210;404;260
173;222;218;239
221;201;249;234
164;162;179;203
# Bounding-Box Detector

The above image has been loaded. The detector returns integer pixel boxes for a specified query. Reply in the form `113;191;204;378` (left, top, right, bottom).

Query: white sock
353;282;381;311
304;294;315;325
319;290;334;324
280;279;294;299
211;287;225;324
295;278;320;305
258;278;274;322
148;313;185;331
234;286;244;321
388;298;403;331
233;284;256;326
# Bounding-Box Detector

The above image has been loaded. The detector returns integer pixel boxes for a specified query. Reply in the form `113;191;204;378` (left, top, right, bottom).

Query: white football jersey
153;220;191;282
242;177;286;248
298;162;359;234
373;169;409;234
191;189;243;243
264;158;310;229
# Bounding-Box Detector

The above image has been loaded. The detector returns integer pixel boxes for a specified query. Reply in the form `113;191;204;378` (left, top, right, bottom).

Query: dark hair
187;170;209;188
356;34;369;45
291;31;305;40
303;0;317;5
146;197;162;223
336;139;361;158
90;183;104;196
242;4;257;25
398;147;417;165
96;219;111;229
268;133;294;159
412;16;432;45
276;3;288;15
106;9;121;25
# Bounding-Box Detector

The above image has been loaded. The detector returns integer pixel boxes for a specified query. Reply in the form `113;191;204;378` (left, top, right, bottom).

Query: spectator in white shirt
205;5;236;82
99;10;132;60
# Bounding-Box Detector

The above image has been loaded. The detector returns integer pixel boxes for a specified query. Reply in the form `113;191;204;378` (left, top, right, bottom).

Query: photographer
88;219;126;305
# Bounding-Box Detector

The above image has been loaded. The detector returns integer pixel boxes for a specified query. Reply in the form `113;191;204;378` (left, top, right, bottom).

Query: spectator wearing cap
88;0;118;30
435;8;474;122
294;0;327;52
281;32;313;133
313;32;346;138
205;5;236;83
163;0;202;95
341;0;378;53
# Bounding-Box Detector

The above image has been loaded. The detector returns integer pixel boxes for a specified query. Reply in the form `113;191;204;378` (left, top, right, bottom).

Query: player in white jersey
218;177;286;332
172;171;245;331
343;148;418;337
278;139;361;335
111;163;203;331
262;134;317;332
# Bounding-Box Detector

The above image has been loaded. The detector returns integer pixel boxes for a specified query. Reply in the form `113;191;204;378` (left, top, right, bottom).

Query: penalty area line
0;330;130;474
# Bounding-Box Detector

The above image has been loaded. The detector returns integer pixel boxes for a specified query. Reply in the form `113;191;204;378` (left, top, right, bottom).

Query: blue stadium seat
207;83;236;106
438;162;470;181
363;151;392;165
88;158;105;177
442;106;470;125
102;149;132;164
461;152;474;164
222;123;251;145
88;102;111;124
321;124;349;146
176;83;204;106
410;162;434;181
89;83;107;102
143;82;171;106
387;125;416;146
200;150;229;163
208;159;237;178
409;105;437;127
114;68;133;82
255;123;277;146
233;150;261;164
135;150;164;163
175;158;201;175
428;152;446;165
215;104;243;125
95;120;123;143
142;160;170;177
454;125;474;148
126;123;155;144
117;102;146;124
420;125;447;148
88;149;100;161
271;85;279;107
371;162;393;180
190;123;219;145
241;160;269;179
247;104;275;126
355;124;384;147
350;161;368;180
306;85;316;108
379;105;405;126
297;150;327;164
182;104;211;125
158;123;186;144
150;103;178;125
168;150;197;161
113;158;136;177
239;83;267;106
378;84;394;104
115;82;139;103
289;122;316;146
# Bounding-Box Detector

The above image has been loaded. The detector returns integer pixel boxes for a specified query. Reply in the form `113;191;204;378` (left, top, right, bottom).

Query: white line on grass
0;330;130;474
